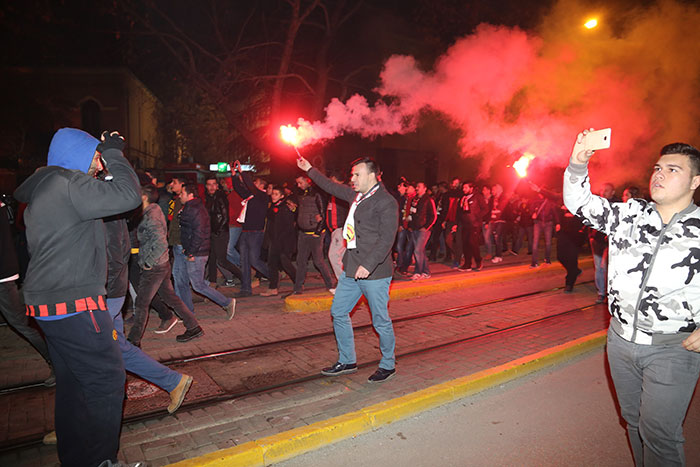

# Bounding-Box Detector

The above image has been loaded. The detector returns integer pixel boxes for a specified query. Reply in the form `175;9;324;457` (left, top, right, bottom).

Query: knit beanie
47;128;100;174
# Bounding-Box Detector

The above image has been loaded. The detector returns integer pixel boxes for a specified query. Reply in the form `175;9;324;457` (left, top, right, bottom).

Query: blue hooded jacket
47;128;99;173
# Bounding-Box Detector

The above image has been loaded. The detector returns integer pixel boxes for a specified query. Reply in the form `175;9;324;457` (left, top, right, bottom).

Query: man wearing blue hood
14;128;141;467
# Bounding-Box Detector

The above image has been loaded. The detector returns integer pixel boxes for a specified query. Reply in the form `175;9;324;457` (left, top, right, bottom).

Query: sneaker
368;367;396;383
542;260;552;266
595;295;606;304
328;288;336;295
260;288;279;297
473;263;482;271
530;263;539;269
168;374;193;414
459;266;472;272
564;285;574;293
43;430;57;445
223;279;237;287
411;273;422;280
491;256;503;263
421;273;431;279
225;299;236;320
176;326;204;343
154;316;179;334
320;362;358;376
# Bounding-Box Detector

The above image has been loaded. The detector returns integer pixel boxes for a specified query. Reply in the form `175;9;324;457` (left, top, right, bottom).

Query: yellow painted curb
168;328;606;467
284;258;594;313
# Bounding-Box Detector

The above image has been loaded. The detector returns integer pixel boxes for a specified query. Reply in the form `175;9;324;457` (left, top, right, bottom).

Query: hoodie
14;128;140;318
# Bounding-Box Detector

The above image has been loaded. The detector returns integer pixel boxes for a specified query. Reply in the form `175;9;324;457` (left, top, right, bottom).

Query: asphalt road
276;348;700;467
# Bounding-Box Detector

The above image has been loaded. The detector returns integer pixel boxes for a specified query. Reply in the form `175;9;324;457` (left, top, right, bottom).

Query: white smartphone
584;128;612;151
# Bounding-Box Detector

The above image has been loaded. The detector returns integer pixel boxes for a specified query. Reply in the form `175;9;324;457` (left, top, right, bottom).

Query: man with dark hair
622;186;642;202
14;129;140;466
261;185;297;296
297;155;399;383
291;174;335;294
168;176;194;309
565;132;700;466
230;161;270;297
456;182;487;271
204;175;241;286
128;184;205;345
178;183;236;322
408;181;437;279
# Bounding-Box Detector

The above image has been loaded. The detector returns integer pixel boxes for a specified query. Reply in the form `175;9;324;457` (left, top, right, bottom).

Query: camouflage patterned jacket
564;162;700;345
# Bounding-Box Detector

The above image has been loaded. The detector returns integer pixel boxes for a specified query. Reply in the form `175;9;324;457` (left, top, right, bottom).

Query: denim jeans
37;311;124;467
411;229;431;275
607;327;700;466
295;232;334;292
485;221;505;257
0;280;51;363
127;261;200;345
395;228;412;272
592;248;608;297
531;220;553;266
108;297;181;392
172;244;194;312
330;272;395;370
239;230;269;294
186;255;232;308
226;226;242;267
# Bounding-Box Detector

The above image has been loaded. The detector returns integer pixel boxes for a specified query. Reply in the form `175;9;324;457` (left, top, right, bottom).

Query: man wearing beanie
14;128;141;467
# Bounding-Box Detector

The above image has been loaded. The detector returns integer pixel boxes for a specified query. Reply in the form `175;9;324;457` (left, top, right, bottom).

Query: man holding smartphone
564;129;700;466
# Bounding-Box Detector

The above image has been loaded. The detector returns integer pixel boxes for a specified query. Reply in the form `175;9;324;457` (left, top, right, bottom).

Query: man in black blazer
297;156;399;383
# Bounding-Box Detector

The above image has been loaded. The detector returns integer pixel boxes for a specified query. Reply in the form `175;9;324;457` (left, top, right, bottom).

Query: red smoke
284;0;700;188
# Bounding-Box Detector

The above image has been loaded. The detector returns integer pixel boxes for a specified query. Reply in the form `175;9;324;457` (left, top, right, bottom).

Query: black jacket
408;194;437;230
14;148;140;309
179;197;210;257
104;216;131;298
266;198;297;255
232;172;269;231
296;186;326;232
205;189;229;236
0;202;19;281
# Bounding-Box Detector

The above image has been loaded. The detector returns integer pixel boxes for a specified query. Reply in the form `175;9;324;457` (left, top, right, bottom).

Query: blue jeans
186;255;232;308
395;228;412;272
531;221;553;266
172;245;194;312
239;230;269;294
226;226;242;267
330;272;395;370
411;229;431;275
108;297;181;392
592;249;608;297
607;327;700;466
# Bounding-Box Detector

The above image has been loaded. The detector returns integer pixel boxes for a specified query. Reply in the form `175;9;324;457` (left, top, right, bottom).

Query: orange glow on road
513;153;536;178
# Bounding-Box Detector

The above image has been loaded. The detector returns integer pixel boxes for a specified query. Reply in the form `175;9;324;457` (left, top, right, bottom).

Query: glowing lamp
513;153;536;178
584;18;598;29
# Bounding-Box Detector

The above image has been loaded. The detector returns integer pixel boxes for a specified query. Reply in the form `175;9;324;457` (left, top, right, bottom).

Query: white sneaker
421;273;431;279
411;274;422;280
491;257;503;263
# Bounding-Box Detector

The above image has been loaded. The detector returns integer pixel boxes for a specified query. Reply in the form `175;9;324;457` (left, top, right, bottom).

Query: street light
584;18;598;29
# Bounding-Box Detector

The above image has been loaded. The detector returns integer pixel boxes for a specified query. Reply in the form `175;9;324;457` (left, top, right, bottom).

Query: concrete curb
168;328;607;467
284;258;594;313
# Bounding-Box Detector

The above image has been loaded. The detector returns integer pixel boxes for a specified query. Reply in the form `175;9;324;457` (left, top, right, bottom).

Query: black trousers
295;232;334;291
37;310;125;467
557;233;581;286
459;222;482;268
207;230;242;283
128;261;199;346
0;280;51;363
267;243;297;289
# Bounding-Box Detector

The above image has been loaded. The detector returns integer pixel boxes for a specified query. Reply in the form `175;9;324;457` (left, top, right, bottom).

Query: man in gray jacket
297;156;399;383
127;184;204;346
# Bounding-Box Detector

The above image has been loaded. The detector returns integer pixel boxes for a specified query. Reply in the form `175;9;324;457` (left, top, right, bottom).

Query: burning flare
584;18;598;29
513;153;536;178
280;125;300;147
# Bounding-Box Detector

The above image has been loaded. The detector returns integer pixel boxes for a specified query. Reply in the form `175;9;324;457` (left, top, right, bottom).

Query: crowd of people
3;125;700;466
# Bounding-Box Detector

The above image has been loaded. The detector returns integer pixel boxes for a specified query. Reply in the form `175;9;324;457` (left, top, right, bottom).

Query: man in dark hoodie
14;128;141;467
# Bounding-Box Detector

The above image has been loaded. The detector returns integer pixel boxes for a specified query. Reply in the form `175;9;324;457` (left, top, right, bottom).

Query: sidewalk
0;254;606;466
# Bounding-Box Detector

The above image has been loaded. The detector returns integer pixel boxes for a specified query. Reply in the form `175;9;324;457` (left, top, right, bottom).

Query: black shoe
595;295;606;304
320;362;358;376
564;285;573;293
234;291;252;298
176;326;204;343
368;367;396;383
